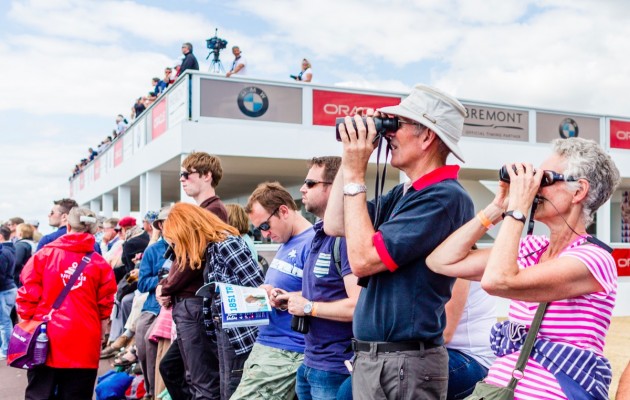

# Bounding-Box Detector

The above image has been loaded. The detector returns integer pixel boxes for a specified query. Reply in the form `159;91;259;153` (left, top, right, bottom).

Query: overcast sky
1;0;630;232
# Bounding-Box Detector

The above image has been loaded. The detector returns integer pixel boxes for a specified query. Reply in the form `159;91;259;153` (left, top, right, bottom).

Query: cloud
0;140;87;226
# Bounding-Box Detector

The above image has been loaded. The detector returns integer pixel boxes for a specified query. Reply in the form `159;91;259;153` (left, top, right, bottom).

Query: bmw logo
237;86;269;117
558;118;579;138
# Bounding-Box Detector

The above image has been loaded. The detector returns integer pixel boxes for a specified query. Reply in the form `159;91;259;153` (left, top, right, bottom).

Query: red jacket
17;232;116;369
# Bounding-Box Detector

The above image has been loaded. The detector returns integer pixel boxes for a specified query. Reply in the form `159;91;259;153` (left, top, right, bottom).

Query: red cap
117;216;137;229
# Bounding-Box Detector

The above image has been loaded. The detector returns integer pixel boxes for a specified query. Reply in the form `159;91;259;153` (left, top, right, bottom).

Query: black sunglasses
499;166;578;187
179;171;199;180
540;170;578;187
257;207;280;231
304;179;332;189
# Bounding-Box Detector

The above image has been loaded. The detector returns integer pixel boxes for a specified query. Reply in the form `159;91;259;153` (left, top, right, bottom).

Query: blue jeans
447;348;489;400
336;376;353;400
0;287;17;356
296;364;349;400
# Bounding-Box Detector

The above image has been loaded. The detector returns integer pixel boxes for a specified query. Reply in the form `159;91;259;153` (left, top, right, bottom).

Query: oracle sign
312;90;401;126
612;248;630;276
610;120;630;150
152;98;168;140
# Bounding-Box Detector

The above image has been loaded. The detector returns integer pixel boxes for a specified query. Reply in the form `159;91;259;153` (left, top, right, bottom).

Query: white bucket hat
378;84;467;162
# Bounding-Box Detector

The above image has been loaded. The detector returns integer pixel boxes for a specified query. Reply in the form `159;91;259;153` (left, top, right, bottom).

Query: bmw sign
558;118;579;138
237;86;269;118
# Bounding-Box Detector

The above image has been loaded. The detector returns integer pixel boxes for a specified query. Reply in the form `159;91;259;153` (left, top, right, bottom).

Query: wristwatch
343;183;367;196
303;301;314;316
502;210;526;223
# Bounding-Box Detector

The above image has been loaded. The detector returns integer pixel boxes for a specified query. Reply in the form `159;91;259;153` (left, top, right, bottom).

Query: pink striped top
484;235;617;399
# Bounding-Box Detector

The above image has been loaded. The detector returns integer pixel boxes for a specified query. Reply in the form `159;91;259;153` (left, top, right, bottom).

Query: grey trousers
135;311;158;396
172;297;221;400
352;344;448;400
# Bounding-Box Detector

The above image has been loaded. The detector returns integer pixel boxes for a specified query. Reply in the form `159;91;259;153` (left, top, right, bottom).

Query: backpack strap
332;237;342;277
50;252;94;312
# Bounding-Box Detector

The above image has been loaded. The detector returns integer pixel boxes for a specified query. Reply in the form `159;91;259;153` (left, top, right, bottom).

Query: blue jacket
138;239;168;315
37;226;102;255
0;242;17;291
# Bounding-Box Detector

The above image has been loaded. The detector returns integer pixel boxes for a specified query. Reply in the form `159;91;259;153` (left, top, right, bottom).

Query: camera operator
324;84;473;400
178;42;199;77
226;46;247;77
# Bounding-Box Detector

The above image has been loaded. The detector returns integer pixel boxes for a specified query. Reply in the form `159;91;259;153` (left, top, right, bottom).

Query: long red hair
162;203;238;270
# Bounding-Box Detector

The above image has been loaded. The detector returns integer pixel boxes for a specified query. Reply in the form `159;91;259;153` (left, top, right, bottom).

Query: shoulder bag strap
506;301;548;389
50;252;94;311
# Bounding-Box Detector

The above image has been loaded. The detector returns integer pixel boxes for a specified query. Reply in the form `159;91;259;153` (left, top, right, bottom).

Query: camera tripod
207;50;225;74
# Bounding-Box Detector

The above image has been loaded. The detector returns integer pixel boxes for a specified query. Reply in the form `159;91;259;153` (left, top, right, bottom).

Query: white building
70;71;630;315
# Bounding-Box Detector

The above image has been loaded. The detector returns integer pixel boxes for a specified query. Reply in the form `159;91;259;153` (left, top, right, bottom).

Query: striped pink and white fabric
484;235;617;399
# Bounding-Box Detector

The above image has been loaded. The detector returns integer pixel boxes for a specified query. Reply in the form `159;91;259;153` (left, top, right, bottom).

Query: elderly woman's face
535;153;575;217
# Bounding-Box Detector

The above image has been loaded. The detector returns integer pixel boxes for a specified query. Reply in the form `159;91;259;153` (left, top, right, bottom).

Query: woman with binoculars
427;137;620;400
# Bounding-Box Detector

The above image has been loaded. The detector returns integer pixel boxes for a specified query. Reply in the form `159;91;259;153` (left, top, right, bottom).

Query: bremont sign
462;104;529;141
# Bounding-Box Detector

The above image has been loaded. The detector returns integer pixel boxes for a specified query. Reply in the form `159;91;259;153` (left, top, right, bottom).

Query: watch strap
502;210;526;223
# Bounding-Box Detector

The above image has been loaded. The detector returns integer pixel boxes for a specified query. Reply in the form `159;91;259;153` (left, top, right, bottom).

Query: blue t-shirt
256;227;315;353
302;221;353;375
354;166;474;344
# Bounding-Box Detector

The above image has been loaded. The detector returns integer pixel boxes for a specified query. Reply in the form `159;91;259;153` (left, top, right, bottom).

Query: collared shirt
354;165;474;344
205;235;265;355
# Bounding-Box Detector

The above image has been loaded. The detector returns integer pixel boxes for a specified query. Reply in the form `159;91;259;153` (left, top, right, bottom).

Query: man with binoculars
324;84;474;399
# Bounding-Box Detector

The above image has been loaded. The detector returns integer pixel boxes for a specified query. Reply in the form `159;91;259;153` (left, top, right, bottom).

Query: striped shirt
484;235;617;399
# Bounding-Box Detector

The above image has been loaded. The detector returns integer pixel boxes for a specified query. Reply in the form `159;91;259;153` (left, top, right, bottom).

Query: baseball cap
144;211;159;225
378;84;467;162
117;216;137;229
152;206;171;230
27;219;40;228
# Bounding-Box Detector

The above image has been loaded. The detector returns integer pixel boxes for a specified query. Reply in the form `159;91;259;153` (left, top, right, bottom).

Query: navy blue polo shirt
353;165;474;345
302;221;353;375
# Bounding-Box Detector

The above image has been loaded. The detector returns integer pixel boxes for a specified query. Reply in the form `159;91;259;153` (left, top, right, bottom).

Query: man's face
232;47;241;57
102;225;117;241
48;205;66;228
181;45;189;55
386;116;426;171
143;220;152;232
248;202;290;244
180;168;211;199
300;165;331;218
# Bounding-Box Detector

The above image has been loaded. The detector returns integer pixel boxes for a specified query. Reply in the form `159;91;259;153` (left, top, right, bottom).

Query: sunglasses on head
179;171;199;180
304;179;332;189
257;207;280;231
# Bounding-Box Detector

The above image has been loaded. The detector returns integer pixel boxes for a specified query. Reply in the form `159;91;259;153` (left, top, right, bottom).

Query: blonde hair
16;223;34;240
163;203;238;270
226;203;250;235
67;207;98;234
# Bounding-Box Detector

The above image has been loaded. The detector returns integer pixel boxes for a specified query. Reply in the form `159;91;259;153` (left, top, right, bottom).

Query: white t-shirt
231;55;248;76
299;67;312;82
446;281;496;368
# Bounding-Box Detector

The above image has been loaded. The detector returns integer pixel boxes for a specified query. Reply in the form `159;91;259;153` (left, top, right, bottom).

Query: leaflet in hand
197;282;271;328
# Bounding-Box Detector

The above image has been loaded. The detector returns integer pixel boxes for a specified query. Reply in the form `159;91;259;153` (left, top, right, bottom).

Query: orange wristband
311;302;318;317
477;210;494;230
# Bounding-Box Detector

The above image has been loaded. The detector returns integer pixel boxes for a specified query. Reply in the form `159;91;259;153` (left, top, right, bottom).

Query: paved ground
0;358;115;400
1;317;629;399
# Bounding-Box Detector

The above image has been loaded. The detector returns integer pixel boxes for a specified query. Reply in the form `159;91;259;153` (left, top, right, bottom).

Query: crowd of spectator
69;38;315;182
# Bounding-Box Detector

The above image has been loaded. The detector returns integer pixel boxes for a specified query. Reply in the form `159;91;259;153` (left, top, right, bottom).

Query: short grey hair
67;207;99;234
553;137;620;227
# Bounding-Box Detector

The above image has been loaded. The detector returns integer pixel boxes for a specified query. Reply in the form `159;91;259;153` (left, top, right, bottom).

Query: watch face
303;302;313;314
513;211;525;219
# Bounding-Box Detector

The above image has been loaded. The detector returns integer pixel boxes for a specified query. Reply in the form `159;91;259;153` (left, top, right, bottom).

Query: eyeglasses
256;207;279;231
179;171;199;180
540;170;578;187
304;179;332;189
397;119;420;129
